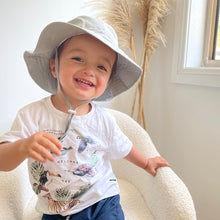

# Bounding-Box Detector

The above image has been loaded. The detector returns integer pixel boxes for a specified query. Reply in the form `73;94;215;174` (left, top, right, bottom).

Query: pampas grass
86;0;169;128
87;0;133;49
133;0;169;127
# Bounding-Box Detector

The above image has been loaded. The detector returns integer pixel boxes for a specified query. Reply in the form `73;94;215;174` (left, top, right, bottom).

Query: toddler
0;16;170;220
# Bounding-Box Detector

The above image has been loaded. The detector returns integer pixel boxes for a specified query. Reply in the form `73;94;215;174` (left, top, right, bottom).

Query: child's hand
145;156;170;176
19;132;63;163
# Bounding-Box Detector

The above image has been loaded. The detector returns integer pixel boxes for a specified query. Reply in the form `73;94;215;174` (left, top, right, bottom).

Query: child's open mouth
75;78;95;87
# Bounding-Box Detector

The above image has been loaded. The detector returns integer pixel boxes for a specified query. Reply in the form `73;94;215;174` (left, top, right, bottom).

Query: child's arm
0;132;62;171
124;145;170;176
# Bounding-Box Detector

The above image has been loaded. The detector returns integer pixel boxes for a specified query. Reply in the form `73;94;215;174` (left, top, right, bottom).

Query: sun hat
23;15;142;101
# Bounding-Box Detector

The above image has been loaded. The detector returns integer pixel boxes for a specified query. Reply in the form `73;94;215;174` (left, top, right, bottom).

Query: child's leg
70;194;124;220
94;194;124;220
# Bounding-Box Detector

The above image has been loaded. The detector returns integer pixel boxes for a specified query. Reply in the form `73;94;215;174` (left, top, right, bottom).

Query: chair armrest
0;160;34;220
145;166;197;219
112;158;196;219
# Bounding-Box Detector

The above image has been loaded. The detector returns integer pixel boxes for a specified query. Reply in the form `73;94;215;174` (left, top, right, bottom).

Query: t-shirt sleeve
0;109;36;143
104;112;132;160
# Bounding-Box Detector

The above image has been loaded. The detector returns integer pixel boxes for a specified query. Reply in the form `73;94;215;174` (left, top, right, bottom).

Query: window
204;0;220;66
171;0;220;88
209;0;220;61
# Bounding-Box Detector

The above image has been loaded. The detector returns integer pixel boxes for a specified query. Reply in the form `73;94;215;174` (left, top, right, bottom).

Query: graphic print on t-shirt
30;128;101;213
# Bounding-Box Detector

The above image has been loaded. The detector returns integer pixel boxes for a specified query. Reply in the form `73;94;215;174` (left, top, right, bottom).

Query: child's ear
49;59;57;78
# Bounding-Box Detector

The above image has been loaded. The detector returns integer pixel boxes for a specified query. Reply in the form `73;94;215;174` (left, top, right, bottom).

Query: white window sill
172;67;220;88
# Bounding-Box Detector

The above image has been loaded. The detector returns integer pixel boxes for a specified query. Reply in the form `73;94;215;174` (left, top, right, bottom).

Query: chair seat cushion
118;179;154;220
23;179;153;220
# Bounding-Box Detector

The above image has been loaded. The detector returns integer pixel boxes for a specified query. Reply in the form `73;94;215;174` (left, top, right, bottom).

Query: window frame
210;0;219;60
171;0;220;88
204;0;220;66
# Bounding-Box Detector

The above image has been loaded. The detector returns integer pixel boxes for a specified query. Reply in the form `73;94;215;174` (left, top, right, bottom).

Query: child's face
50;34;116;104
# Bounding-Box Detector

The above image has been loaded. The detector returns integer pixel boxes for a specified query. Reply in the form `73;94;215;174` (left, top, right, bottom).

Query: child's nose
82;65;95;76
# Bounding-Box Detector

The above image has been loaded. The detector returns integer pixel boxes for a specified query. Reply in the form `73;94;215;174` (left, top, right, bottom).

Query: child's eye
72;57;82;62
98;65;107;71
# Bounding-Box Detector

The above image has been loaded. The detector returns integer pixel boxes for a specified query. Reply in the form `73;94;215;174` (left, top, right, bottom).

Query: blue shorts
42;194;124;220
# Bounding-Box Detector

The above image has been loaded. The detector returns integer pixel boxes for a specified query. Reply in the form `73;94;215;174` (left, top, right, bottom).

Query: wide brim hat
24;16;142;101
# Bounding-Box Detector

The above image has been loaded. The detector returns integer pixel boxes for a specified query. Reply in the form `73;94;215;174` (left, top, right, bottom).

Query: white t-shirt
0;96;132;216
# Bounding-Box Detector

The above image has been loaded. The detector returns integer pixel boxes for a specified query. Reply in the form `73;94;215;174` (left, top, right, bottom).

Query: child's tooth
78;79;92;86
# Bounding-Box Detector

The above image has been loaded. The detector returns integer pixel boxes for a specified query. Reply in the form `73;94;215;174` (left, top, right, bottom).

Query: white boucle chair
0;109;197;220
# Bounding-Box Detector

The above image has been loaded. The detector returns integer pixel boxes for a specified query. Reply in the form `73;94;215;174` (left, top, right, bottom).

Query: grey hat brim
24;17;142;101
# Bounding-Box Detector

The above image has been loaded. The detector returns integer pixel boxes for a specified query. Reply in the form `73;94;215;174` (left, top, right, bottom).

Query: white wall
0;0;93;134
113;1;220;219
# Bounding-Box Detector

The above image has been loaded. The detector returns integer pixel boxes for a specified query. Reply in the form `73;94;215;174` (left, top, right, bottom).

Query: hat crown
24;16;142;101
68;16;118;48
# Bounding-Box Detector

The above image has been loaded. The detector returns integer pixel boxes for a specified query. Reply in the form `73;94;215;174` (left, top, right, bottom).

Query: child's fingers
22;132;62;162
147;156;170;176
26;141;55;162
30;150;47;163
30;132;61;156
154;156;170;167
34;143;56;162
149;167;157;176
40;133;62;156
43;133;63;150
